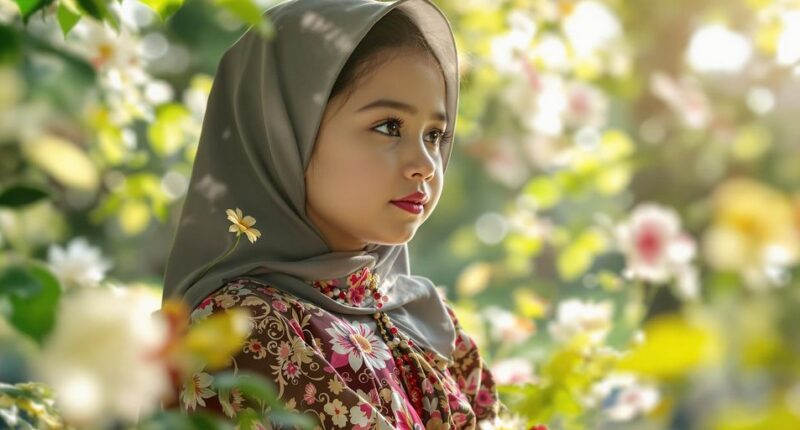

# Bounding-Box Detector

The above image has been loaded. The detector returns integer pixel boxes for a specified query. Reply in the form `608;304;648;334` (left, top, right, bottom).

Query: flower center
350;333;373;353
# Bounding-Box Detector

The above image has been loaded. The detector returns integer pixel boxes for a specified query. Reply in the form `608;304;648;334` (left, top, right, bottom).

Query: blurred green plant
3;0;800;429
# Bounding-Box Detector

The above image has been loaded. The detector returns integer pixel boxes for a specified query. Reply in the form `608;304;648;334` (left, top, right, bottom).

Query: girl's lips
391;200;424;214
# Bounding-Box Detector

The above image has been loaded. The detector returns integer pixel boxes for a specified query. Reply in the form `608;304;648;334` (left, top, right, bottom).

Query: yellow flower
702;178;799;289
226;208;261;243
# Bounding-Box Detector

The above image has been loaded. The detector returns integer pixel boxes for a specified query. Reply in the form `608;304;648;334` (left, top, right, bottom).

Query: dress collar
306;265;389;308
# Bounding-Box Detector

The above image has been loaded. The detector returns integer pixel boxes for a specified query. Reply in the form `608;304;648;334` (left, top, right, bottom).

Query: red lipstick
390;191;428;215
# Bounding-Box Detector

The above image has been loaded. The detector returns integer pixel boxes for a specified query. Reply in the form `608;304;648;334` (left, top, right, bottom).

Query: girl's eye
373;117;403;137
373;117;452;146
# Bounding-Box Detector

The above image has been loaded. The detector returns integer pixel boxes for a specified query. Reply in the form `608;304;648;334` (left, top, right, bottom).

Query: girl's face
305;50;449;252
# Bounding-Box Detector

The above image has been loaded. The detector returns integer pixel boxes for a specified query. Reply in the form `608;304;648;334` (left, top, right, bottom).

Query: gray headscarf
162;0;460;360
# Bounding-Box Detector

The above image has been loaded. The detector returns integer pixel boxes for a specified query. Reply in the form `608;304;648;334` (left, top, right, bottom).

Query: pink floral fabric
172;275;502;429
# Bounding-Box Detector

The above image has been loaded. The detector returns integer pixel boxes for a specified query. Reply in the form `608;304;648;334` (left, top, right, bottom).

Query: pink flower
303;383;317;405
325;320;392;372
285;362;299;379
615;203;699;298
272;299;287;313
348;267;370;289
476;388;496;407
347;284;368;306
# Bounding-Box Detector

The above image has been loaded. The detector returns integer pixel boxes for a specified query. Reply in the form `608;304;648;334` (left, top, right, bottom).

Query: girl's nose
404;136;437;181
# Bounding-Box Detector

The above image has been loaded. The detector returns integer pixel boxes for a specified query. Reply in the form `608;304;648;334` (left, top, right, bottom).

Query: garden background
2;0;800;428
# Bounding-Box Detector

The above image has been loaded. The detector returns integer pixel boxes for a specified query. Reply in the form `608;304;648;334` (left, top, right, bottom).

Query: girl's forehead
343;55;447;113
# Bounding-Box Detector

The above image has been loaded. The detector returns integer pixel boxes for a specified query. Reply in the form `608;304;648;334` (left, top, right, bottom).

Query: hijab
161;0;460;360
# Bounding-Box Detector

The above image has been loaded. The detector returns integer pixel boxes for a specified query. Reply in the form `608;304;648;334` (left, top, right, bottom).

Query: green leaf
0;265;43;299
2;263;61;345
522;176;561;210
75;0;119;30
0;184;49;208
214;371;279;407
56;1;82;37
0;24;22;64
148;103;191;157
13;0;54;23
140;0;184;21
268;410;317;429
137;409;233;430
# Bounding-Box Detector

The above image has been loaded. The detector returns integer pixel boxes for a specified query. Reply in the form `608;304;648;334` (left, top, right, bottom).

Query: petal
249;228;261;238
235;208;243;219
348;352;363;372
242;216;256;227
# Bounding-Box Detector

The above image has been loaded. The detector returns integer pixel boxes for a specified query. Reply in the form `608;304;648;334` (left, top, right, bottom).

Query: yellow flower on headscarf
225;208;261;243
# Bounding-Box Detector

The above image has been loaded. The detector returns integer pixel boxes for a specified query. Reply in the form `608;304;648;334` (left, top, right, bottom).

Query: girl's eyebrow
357;98;447;122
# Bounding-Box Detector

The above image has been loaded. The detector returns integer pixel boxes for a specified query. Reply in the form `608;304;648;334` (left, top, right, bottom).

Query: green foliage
0;263;61;345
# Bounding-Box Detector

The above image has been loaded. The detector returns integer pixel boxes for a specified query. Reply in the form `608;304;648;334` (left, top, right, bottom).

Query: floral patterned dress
169;266;502;429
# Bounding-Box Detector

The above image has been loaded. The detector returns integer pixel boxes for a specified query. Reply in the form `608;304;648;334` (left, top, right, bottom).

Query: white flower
349;400;375;427
489;11;537;75
562;1;622;58
583;373;660;422
325;320;392;372
490;357;538;385
478;413;528;430
615;203;695;281
46;237;112;290
64;20;143;72
324;399;349;428
483;305;535;345
548;298;613;345
181;366;216;412
32;286;170;427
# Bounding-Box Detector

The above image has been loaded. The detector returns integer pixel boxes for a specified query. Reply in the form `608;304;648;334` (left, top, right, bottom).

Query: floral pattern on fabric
167;273;502;429
307;266;389;309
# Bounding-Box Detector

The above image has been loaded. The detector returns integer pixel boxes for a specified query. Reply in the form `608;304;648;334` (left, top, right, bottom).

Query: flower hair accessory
194;208;262;281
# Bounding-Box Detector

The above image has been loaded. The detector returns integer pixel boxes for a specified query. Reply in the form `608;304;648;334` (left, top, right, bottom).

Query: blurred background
2;0;800;428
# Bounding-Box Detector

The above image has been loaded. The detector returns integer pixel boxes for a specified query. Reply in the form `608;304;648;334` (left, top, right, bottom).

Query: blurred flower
777;11;800;66
562;1;622;58
702;178;800;290
687;25;753;73
64;20;142;72
563;81;608;130
455;262;492;297
180;364;216;412
46;237;112;290
54;19;157;124
478;413;528;430
650;72;711;130
32;286;170;427
482;138;531;188
483;305;536;345
583;372;660;422
490;357;538;385
489;10;537;75
615;202;700;299
227;207;262;243
548;298;613;345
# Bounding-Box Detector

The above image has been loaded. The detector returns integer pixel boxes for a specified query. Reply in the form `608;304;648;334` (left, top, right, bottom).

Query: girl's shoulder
188;277;319;324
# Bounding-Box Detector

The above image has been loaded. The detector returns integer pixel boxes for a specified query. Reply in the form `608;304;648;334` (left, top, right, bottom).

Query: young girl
161;0;504;428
